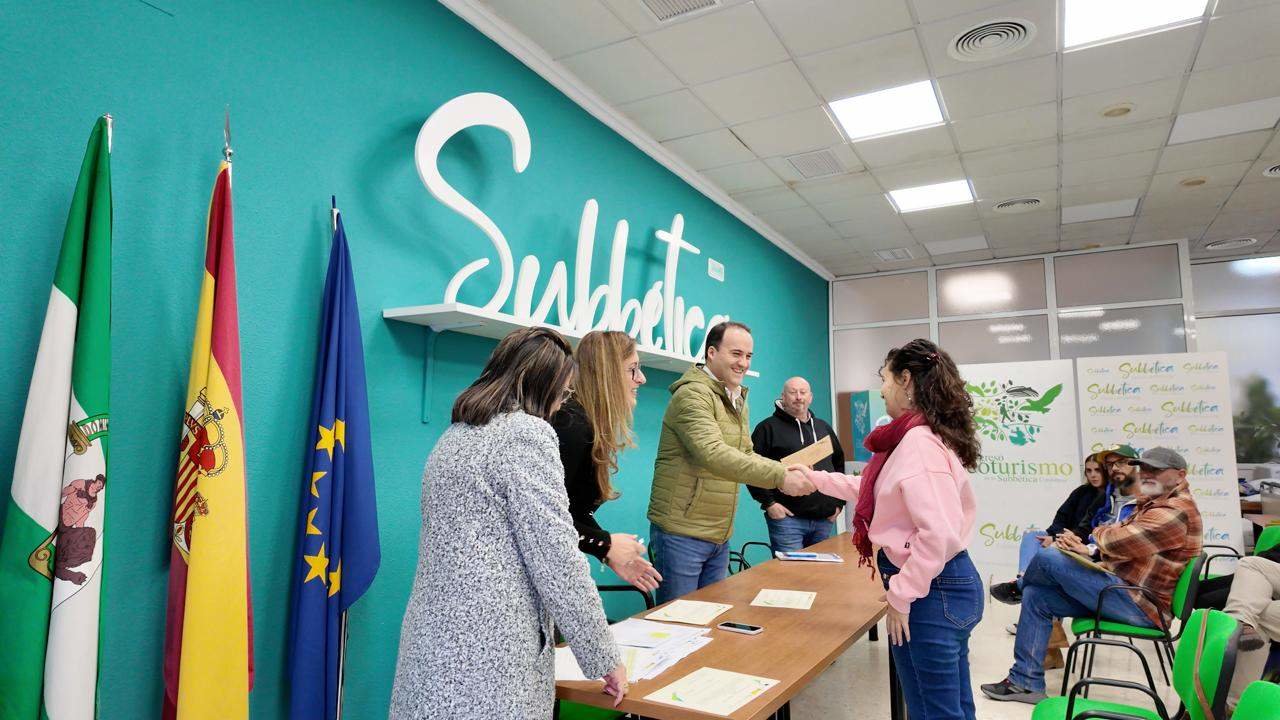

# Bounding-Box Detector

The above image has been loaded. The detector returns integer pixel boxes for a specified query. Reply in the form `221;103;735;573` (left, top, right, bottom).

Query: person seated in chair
981;447;1202;704
1219;553;1280;708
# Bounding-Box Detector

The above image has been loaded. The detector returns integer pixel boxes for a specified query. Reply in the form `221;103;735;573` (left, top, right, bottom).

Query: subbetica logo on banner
1123;421;1179;439
975;455;1075;484
1089;405;1122;415
1118;361;1174;379
1162;400;1222;417
1183;360;1221;373
1187;462;1225;477
978;522;1032;548
1148;383;1186;395
1203;527;1231;542
1087;382;1142;399
1189;423;1227;435
1192;486;1233;498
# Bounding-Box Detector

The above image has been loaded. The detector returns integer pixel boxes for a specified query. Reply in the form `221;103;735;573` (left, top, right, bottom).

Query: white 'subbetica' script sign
414;92;730;360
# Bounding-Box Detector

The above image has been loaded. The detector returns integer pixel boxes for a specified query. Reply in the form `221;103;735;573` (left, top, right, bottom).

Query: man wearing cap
1074;444;1142;540
982;447;1203;704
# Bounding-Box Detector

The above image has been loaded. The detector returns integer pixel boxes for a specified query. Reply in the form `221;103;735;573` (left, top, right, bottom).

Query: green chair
1255;524;1280;555
1068;554;1205;690
1033;609;1241;720
728;541;773;574
1233;680;1280;720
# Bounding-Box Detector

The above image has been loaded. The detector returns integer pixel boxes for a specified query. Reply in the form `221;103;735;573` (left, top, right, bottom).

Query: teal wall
0;1;831;717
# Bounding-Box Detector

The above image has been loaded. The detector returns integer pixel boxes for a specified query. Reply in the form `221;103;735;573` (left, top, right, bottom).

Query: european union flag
288;206;380;720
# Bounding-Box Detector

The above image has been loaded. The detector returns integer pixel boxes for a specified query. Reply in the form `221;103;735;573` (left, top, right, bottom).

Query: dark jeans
650;524;730;605
764;515;834;553
878;549;983;720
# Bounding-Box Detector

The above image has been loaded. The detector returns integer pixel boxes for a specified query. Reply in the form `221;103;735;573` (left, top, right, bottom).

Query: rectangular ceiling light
1061;197;1139;224
887;179;974;213
1168;96;1280;144
924;235;988;255
1064;0;1207;49
829;81;944;141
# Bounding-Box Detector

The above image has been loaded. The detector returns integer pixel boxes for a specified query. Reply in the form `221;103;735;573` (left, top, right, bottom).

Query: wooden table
556;534;899;720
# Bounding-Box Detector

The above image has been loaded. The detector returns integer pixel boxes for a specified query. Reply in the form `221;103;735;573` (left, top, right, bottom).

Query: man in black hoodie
749;377;847;553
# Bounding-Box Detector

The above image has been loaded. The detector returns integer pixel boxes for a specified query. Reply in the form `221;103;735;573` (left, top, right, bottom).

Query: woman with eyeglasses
390;327;627;719
551;330;662;593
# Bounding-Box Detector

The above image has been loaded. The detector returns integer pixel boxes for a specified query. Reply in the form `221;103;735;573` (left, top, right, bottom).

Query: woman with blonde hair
552;330;662;592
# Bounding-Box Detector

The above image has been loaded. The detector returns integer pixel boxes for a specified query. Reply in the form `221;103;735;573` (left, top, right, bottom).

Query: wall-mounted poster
849;390;889;464
1076;351;1242;555
960;360;1082;582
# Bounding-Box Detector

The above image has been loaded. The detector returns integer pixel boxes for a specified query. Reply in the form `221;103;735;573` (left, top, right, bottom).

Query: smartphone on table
717;621;763;635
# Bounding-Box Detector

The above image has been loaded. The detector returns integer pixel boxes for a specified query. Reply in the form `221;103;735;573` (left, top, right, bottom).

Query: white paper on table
645;599;732;625
554;647;588;681
611;618;707;648
640;636;713;680
644;666;779;716
750;588;816;610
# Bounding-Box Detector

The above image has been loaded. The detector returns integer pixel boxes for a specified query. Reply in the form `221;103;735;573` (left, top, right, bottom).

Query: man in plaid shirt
983;447;1203;703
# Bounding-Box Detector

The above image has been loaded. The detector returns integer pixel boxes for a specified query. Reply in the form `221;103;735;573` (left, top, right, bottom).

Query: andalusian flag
0;116;111;720
162;161;253;720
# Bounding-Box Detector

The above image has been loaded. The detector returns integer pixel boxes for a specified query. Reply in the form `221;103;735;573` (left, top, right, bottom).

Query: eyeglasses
561;386;576;403
628;365;644;382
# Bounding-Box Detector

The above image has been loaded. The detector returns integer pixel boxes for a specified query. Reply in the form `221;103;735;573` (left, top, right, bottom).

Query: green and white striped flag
0;116;112;720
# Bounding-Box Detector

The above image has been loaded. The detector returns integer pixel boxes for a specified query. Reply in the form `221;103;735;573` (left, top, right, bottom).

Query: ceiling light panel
1064;0;1208;49
887;179;975;213
1061;197;1140;223
1168;95;1280;144
829;81;944;141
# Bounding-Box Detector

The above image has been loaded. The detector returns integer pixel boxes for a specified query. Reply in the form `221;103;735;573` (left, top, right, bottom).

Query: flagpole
331;197;350;720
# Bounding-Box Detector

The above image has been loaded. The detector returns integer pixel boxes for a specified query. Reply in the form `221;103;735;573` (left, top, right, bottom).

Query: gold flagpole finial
223;105;233;164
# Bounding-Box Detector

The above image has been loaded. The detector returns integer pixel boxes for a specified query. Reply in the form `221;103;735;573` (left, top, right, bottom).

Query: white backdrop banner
960;360;1082;582
1076;351;1242;554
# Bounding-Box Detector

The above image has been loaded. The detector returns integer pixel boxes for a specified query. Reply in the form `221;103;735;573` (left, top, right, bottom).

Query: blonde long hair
575;331;638;501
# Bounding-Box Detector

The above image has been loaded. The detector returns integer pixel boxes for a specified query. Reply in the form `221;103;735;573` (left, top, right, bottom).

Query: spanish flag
162;161;253;719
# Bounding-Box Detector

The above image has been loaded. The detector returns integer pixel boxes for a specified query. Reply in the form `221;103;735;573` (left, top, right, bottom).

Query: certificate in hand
780;435;833;468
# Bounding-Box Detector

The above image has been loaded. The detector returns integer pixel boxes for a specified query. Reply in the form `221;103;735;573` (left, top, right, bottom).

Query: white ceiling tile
874;256;935;270
1061;78;1182;135
824;252;880;275
692;62;820;125
559;39;683;104
983;210;1059;236
931;249;996;264
641;3;790;85
1180;56;1280;113
731;187;809;214
1261;132;1280;159
758;205;826;231
872;155;967;189
912;0;1008;23
662;128;755;170
757;0;913;56
970;166;1059;200
1205;208;1280;235
1141;186;1233;213
700;160;783;193
1240;156;1280;183
1197;230;1279;255
1060;120;1174;162
785;223;842;243
600;0;750;34
618;90;724;141
951;102;1057;152
1223;181;1280;212
1194;3;1280;71
485;0;632;58
902;205;980;232
852;125;958;168
1146;161;1252;195
922;233;990;254
1169;96;1280;145
1062;198;1139;224
1060;235;1131;251
987;231;1060;249
793;172;884;204
796;30;930;102
1214;0;1280;15
763;145;865;182
910;218;983;242
1061;150;1159;187
840;229;916;247
1062;24;1200;98
977;192;1059;217
994;242;1059;258
732;107;845;157
1134;209;1216;234
1130;230;1197;244
1061;177;1151;206
1060;217;1135;241
917;0;1059;77
1156;130;1271;173
962;139;1058;176
812;194;901;223
936;53;1058;120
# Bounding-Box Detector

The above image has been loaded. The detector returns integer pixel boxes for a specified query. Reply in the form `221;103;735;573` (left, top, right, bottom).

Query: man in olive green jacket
647;321;812;603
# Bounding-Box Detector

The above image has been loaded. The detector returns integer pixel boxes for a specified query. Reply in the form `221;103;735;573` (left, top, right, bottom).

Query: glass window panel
1054;244;1182;307
1196;313;1280;463
1192;257;1280;314
1057;304;1187;359
939;315;1050;365
832;324;930;394
832;272;929;325
936;259;1047;317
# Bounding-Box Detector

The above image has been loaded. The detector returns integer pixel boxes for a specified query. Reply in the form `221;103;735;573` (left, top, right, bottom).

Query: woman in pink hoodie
788;339;981;720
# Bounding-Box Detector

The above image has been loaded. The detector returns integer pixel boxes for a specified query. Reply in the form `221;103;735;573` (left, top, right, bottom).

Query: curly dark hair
884;339;980;470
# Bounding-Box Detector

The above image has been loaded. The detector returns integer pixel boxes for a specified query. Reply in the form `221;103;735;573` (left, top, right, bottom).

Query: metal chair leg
1152;639;1170;685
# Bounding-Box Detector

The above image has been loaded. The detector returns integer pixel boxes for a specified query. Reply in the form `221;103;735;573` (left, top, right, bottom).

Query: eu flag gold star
334;419;346;452
310;471;325;498
303;542;329;585
316;423;337;461
306;508;322;536
328;561;341;598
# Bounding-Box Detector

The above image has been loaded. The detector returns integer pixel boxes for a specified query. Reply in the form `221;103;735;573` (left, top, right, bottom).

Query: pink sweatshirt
805;425;976;615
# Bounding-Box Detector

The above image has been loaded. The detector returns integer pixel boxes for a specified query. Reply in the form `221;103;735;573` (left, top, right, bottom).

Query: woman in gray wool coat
390;327;627;718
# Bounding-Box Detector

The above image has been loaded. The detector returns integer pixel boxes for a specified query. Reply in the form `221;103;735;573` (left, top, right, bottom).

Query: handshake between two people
779;464;817;496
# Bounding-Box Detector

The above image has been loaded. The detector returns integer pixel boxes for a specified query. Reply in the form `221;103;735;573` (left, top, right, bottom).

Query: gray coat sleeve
501;415;621;679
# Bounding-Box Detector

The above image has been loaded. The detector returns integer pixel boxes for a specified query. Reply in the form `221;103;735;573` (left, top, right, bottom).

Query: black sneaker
990;580;1022;605
980;678;1047;704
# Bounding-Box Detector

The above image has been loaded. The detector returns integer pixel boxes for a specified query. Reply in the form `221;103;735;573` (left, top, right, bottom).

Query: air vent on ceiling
785;149;845;179
948;19;1037;62
993;197;1042;214
640;0;719;23
875;247;916;262
1204;237;1258;251
1263;163;1280;178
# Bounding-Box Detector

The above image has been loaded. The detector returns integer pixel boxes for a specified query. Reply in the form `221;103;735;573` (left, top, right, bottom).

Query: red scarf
852;411;926;566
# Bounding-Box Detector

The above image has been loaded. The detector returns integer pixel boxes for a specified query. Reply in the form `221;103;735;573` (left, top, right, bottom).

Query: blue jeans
765;515;834;553
1018;531;1048;574
650;524;730;605
878;550;983;720
1009;546;1156;691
